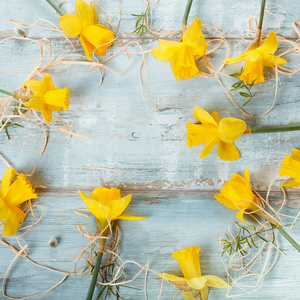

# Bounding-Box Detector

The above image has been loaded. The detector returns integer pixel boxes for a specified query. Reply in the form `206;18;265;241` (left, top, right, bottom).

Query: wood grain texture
0;0;300;299
1;191;300;300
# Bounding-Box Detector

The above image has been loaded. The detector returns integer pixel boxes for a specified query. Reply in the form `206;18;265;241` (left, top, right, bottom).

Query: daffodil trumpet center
244;124;300;134
46;0;64;16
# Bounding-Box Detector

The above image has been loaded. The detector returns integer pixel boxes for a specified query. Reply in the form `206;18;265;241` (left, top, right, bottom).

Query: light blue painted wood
0;0;300;299
1;191;299;299
0;39;299;192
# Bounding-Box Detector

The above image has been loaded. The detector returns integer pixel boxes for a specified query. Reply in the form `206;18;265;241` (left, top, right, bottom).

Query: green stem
258;0;266;29
250;124;300;134
183;0;194;24
46;0;64;16
0;88;14;97
86;252;103;300
277;226;300;253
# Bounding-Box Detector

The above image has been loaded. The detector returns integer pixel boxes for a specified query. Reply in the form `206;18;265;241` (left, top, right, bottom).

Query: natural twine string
73;207;182;300
220;180;300;297
2;0;150;154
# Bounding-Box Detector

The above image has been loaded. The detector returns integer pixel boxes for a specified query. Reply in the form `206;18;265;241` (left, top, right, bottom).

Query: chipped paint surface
0;0;300;299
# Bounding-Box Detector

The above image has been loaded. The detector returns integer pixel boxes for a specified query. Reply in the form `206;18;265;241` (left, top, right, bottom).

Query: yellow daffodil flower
156;246;230;300
59;0;115;60
151;18;208;81
79;187;146;230
0;167;38;237
279;148;300;187
24;73;69;122
214;168;262;224
223;31;287;84
186;106;247;161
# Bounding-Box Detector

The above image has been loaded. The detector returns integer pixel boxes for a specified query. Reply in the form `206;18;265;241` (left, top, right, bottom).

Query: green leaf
239;92;251;98
229;73;241;78
132;5;148;36
232;81;243;88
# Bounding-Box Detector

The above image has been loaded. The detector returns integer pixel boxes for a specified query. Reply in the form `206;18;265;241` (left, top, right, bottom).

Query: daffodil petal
79;191;111;222
193;106;217;125
91;1;98;24
218;172;256;211
156;272;188;283
0;167;16;199
201;286;209;300
223;53;247;64
59;14;82;38
263;54;287;67
211;111;220;123
228;175;255;209
235;209;252;226
151;40;182;62
182;291;195;300
292;148;300;162
244;168;250;183
201;275;231;289
246;50;262;62
40;106;53;123
24;95;43;112
116;214;147;221
4;174;38;206
200;138;218;159
186;123;218;147
42;73;56;92
24;79;43;94
182;17;207;56
257;31;278;54
280;180;300;188
75;0;95;26
187;277;207;290
214;193;239;210
2;208;22;237
182;17;202;43
79;34;94;60
218;117;247;143
0;198;9;219
108;194;132;220
217;141;240;161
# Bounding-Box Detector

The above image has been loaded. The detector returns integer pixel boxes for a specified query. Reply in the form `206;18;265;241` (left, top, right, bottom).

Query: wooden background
0;0;299;299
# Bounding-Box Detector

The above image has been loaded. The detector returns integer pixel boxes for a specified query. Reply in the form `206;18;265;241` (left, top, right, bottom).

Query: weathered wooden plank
1;191;299;299
1;0;299;39
1;1;300;299
1;38;299;192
